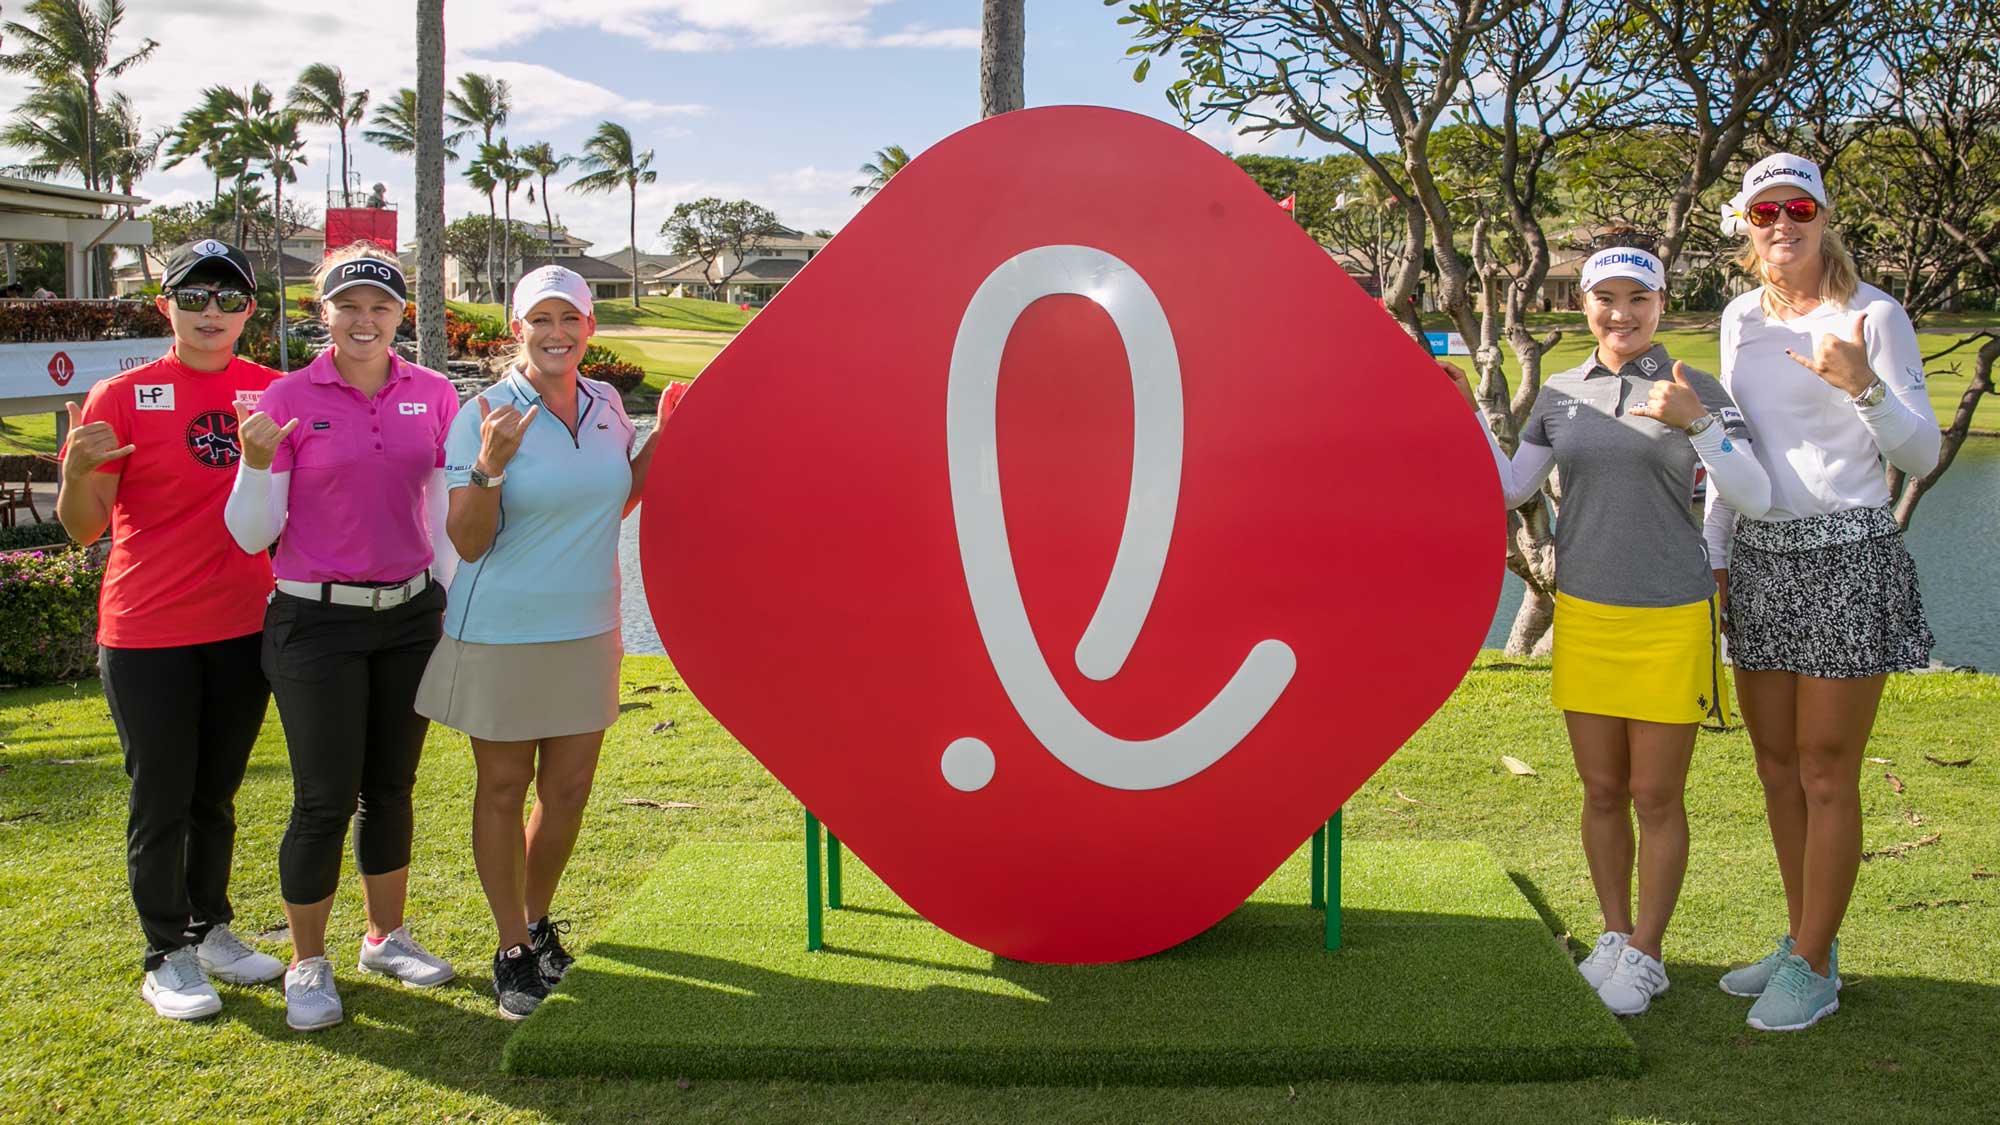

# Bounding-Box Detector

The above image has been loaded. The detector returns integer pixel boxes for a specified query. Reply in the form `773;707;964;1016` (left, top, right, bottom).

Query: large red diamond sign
642;106;1502;963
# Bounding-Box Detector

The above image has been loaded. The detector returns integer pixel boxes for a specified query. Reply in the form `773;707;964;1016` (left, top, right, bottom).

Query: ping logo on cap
194;239;229;257
339;261;399;282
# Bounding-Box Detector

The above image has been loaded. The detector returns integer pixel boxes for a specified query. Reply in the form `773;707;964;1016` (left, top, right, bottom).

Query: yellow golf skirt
1551;591;1731;726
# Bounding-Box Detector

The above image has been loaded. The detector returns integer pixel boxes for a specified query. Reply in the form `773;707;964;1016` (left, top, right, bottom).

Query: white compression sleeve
425;467;458;588
1702;490;1738;571
1476;418;1556;509
1688;424;1771;520
224;464;289;555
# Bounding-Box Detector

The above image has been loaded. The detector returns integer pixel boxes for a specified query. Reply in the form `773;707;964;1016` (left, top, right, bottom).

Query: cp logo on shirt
641;107;1502;963
398;402;428;415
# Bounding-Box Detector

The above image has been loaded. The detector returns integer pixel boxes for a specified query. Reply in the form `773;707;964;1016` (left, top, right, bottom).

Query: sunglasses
1746;198;1819;228
166;287;252;313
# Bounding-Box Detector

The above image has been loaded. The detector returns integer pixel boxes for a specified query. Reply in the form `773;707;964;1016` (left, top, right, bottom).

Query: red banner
323;208;398;255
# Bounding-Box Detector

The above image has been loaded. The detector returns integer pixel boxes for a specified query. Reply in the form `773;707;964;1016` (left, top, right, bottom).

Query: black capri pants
100;633;270;970
263;580;446;904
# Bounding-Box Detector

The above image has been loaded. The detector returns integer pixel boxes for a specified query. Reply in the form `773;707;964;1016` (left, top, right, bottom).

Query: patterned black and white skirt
1727;504;1933;678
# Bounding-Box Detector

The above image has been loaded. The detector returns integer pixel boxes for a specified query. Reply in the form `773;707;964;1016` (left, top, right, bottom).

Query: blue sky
3;1;1310;257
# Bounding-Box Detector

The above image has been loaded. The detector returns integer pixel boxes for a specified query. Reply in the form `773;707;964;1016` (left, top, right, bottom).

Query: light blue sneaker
1720;936;1839;997
1746;954;1840;1032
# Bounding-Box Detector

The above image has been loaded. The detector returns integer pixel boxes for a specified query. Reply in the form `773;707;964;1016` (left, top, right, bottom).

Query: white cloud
875;26;983;49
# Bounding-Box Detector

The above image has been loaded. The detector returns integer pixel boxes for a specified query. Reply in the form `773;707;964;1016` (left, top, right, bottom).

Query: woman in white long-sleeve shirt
1448;243;1770;1019
1704;154;1938;1034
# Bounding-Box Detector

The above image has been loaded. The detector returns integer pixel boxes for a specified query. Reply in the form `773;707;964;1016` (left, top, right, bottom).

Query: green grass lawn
594;335;730;391
0;413;58;455
3;655;1996;1121
448;296;752;335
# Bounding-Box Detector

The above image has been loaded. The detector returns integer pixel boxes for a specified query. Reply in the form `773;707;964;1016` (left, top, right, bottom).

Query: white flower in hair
1720;193;1749;236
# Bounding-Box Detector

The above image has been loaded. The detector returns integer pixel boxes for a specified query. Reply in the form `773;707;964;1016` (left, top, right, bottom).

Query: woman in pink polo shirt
224;244;461;1032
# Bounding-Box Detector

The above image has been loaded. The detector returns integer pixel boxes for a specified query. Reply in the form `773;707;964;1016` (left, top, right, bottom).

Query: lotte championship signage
641;107;1503;963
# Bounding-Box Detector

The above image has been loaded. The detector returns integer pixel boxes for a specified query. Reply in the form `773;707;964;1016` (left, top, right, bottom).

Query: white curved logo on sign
943;244;1296;793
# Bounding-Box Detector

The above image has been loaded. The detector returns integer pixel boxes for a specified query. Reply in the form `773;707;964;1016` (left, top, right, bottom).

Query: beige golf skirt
415;628;622;742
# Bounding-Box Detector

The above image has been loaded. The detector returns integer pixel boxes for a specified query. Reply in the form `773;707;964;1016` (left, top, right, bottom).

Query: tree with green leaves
443;214;545;301
515;141;572;242
0;0;156;196
852;145;912;197
100;92;160;285
288;63;368;206
364;87;465;162
162;85;257;237
240;108;308;369
661;198;784;300
447;73;511;314
476;140;530;296
571;121;656;310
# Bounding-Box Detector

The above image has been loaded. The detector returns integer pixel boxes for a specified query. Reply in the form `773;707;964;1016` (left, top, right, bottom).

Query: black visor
320;258;408;304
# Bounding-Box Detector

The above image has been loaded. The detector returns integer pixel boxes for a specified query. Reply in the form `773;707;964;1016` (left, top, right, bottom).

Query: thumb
1672;360;1693;387
1852;311;1869;342
66;400;82;428
477;396;492;420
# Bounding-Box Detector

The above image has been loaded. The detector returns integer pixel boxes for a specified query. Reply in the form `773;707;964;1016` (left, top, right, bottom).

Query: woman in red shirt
58;240;289;1021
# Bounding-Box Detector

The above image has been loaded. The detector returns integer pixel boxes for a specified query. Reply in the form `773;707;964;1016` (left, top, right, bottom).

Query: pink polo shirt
259;351;460;583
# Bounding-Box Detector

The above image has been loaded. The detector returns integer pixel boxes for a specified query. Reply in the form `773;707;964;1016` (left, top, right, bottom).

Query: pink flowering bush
0;547;102;683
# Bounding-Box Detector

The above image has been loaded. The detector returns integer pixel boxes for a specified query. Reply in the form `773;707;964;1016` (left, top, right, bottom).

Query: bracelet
1683;413;1716;438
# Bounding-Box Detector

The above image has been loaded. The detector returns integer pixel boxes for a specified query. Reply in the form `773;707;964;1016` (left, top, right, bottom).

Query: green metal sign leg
1324;807;1343;951
828;831;844;910
1310;824;1326;910
805;810;824;951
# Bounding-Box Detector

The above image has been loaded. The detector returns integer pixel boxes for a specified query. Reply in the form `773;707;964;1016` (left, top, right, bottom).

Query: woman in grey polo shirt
1447;242;1772;1017
1705;154;1938;1033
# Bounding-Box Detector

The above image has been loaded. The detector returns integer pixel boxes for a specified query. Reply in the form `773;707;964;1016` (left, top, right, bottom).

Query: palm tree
463;157;500;301
414;0;448;370
242;110;308;369
162;87;241;231
852;144;912;198
478;139;529;296
0;0;157;199
516;141;572;244
288;63;368;207
570;121;655;311
0;79;94;181
980;0;1025;118
101;93;161;285
364;87;464;162
447;74;510;313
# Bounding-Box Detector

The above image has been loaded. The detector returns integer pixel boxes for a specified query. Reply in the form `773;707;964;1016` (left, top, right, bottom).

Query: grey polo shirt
1522;344;1751;608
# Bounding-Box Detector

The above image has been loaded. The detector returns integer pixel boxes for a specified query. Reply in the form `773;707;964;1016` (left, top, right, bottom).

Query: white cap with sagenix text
510;265;593;322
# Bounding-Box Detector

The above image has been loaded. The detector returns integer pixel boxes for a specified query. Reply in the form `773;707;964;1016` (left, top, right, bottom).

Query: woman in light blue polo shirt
414;266;670;1020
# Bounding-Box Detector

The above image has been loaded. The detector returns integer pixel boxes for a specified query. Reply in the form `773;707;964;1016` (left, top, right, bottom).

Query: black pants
100;633;271;971
264;582;446;905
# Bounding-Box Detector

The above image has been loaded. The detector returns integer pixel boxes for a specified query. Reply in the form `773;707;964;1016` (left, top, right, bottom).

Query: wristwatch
469;467;506;488
1683;413;1717;438
1850;379;1887;408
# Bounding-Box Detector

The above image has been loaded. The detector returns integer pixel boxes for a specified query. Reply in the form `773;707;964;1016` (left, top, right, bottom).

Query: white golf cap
1723;153;1828;234
1580;246;1665;293
1740;153;1827;206
510;265;593;321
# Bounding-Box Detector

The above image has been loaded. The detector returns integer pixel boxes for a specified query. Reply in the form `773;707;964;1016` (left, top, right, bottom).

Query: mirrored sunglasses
1746;198;1819;228
166;287;252;313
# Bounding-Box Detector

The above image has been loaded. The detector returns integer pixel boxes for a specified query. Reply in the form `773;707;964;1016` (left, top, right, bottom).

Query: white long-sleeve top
225;465;457;589
1702;282;1938;567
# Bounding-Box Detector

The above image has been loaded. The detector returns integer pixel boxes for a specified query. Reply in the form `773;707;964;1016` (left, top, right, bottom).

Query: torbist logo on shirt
185;410;242;468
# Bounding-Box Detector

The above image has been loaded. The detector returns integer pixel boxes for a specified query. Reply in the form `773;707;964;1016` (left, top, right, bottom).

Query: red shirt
68;351;281;648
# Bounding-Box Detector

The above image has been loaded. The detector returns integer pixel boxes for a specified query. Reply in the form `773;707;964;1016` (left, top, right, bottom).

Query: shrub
0;300;170;344
580;359;645;394
0;522;70;552
0;546;102;684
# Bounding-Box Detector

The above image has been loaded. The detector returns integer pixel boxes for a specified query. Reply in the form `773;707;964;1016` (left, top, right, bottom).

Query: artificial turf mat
503;839;1638;1085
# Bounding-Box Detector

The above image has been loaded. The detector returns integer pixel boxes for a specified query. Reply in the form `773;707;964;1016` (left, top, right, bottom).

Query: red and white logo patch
46;351;75;387
641;107;1502;963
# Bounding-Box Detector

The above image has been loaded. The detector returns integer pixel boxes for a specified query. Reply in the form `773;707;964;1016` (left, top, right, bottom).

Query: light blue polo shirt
441;370;637;644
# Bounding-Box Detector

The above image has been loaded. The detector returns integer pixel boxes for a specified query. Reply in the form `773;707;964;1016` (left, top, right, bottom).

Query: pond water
620;435;1998;672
